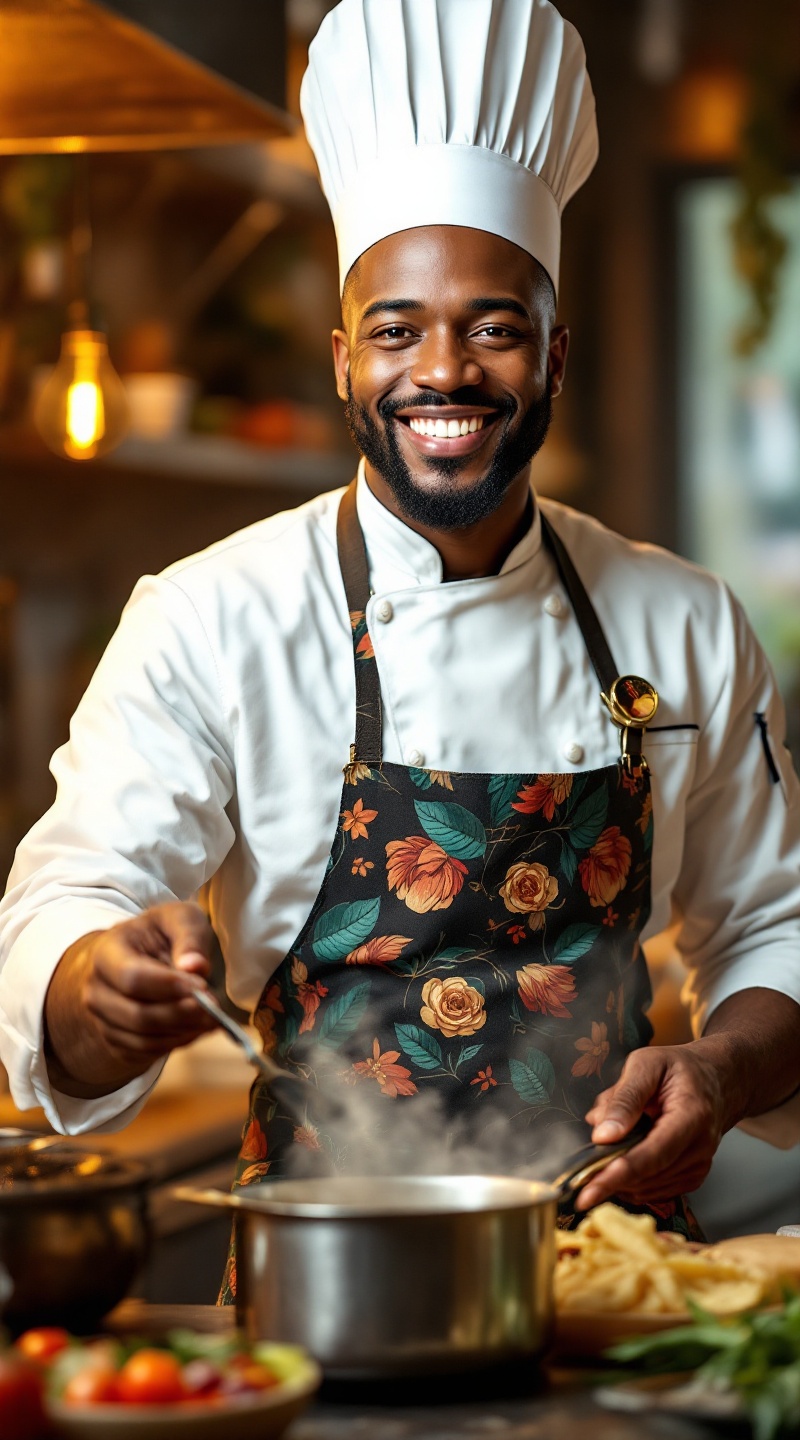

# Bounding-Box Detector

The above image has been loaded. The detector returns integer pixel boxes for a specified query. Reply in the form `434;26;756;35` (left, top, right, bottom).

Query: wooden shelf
0;425;355;493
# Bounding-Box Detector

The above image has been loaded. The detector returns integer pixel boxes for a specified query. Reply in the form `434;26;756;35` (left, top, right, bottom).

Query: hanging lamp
0;0;293;155
0;0;293;459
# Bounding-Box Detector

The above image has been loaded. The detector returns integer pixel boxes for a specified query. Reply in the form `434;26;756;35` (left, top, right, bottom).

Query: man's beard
344;376;553;531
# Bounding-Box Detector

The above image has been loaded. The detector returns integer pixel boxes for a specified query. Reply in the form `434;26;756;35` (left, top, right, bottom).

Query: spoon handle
191;985;344;1124
191;986;277;1080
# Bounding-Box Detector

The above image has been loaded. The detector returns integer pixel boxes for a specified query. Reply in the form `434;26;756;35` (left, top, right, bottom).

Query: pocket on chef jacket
642;726;700;813
645;727;701;749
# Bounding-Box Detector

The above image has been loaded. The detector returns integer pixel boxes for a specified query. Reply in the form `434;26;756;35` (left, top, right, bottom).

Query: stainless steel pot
0;1129;150;1334
176;1122;648;1377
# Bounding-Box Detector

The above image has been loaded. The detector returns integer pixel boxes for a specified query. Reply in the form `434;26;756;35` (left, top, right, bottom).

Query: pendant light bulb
34;326;129;461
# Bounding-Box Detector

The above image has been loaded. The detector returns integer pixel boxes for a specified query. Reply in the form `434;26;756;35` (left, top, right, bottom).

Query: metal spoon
191;986;343;1124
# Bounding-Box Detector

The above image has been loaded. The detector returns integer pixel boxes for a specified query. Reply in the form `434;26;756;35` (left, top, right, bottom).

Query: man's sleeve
0;574;236;1134
673;578;800;1147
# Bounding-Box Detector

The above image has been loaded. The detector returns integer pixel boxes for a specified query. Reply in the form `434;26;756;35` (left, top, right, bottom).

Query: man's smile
392;405;502;459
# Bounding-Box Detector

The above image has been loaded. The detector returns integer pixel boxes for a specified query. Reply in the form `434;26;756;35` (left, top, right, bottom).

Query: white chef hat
300;0;598;296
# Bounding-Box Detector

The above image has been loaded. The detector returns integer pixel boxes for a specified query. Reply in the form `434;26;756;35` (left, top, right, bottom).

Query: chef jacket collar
354;458;543;590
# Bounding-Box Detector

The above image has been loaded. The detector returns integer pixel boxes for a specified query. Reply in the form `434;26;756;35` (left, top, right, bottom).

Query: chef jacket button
406;749;425;767
543;592;565;618
374;599;394;623
562;741;584;765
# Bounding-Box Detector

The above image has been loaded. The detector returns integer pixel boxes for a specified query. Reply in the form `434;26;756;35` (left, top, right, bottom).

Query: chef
1;0;799;1264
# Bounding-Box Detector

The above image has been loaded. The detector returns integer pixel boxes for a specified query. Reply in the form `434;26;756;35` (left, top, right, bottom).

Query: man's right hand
43;902;218;1098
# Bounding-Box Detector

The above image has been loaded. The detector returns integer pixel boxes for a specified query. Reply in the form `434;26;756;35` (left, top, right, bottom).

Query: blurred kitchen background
0;0;798;1286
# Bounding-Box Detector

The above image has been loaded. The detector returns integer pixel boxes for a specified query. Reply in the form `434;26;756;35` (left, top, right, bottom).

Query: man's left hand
577;989;800;1210
577;1039;730;1209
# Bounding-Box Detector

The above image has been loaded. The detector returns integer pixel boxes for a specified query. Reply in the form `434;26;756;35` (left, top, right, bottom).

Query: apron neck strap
537;511;617;698
336;481;382;765
336;480;625;766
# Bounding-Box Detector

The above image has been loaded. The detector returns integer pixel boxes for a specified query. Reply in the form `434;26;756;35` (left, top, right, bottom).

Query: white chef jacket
1;462;799;1143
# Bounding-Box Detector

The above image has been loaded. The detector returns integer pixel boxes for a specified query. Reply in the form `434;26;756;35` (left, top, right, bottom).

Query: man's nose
409;327;484;393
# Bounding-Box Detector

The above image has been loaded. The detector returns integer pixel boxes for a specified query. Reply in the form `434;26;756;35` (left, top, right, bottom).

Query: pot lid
0;0;294;155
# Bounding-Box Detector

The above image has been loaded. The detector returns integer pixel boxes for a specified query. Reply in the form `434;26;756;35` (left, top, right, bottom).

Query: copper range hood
0;0;294;154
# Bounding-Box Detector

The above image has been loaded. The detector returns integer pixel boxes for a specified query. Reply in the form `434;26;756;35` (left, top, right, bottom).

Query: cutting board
710;1233;800;1285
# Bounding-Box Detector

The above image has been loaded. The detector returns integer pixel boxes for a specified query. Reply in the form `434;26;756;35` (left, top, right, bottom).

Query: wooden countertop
0;1086;247;1181
105;1301;719;1440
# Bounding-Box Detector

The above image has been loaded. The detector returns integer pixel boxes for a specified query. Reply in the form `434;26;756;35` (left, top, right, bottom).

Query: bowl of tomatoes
5;1325;321;1439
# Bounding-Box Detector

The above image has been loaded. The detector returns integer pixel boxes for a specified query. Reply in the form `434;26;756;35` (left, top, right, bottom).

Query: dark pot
0;1130;150;1334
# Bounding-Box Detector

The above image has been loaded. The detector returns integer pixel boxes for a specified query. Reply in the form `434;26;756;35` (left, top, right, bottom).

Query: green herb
607;1292;800;1440
164;1328;245;1365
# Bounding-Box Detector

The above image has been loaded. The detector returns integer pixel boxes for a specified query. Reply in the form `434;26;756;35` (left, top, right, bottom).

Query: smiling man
1;0;800;1290
336;226;565;577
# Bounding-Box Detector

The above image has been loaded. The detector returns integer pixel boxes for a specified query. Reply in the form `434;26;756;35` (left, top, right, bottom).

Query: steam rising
269;1048;590;1188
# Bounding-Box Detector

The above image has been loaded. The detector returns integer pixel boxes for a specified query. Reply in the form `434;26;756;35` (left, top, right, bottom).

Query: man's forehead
348;224;542;309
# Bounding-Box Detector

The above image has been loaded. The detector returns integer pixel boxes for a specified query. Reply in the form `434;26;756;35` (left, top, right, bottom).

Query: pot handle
172;1184;268;1214
553;1113;654;1202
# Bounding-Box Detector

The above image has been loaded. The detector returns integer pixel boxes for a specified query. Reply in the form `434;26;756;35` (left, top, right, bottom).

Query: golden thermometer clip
601;675;659;730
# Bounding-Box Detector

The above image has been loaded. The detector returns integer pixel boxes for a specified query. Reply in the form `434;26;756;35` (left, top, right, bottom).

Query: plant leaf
318;982;371;1045
394;1023;443;1071
509;1047;555;1106
414;800;487;861
564;772;588;811
561;844;578;885
554;923;601;965
457;1043;484;1068
488;774;525;827
569;787;609;851
409;767;433;790
312;897;380;962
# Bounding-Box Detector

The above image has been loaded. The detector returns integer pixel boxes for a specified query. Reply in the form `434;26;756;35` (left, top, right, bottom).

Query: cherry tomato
117;1349;185;1405
0;1352;48;1439
15;1327;71;1363
221;1360;278;1394
62;1364;121;1405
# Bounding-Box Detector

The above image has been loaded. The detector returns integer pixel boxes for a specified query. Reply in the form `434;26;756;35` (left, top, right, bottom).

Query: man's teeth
407;415;486;438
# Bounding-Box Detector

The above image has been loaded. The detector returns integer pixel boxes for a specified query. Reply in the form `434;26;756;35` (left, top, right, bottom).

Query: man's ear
548;324;569;399
332;329;351;403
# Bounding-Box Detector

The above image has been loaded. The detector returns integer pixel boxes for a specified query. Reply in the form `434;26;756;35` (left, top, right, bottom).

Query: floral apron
220;485;699;1302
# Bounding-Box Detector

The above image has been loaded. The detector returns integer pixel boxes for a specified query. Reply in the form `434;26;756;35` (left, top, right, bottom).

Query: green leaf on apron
435;946;474;964
487;774;526;826
394;1023;444;1071
414;800;487;860
409;767;434;789
568;787;609;850
319;981;371;1044
564;771;589;810
553;922;601;964
456;1043;484;1068
509;1048;556;1106
312;897;381;961
560;843;578;884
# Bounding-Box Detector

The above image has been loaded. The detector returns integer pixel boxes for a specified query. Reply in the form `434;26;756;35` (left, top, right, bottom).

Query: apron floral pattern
249;757;653;1155
218;489;700;1304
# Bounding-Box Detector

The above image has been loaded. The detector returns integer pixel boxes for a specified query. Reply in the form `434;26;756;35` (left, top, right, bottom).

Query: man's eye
377;326;412;339
476;325;514;338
